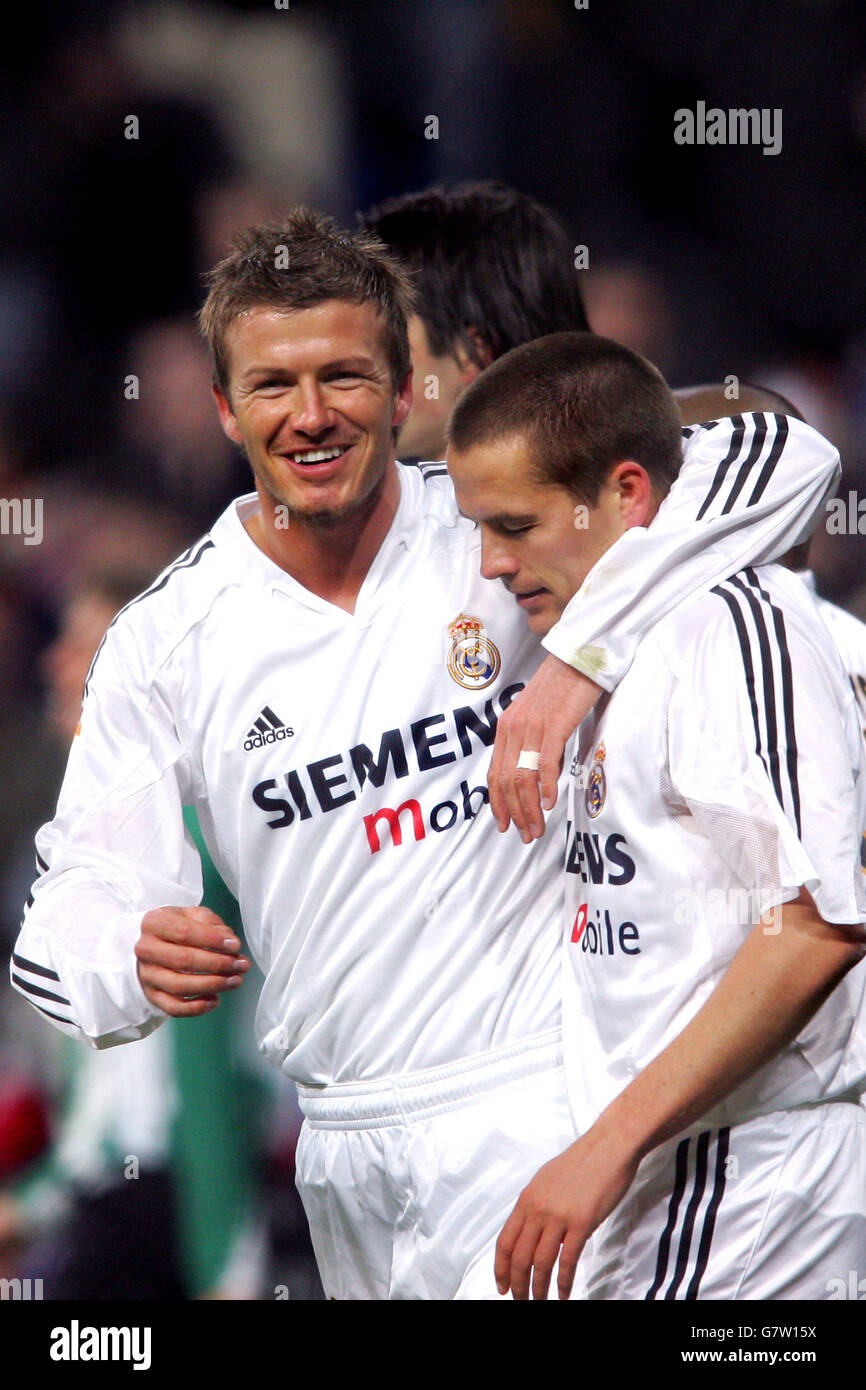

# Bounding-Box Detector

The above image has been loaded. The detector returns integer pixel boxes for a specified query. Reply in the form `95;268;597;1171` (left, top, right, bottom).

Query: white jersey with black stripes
563;562;866;1137
11;421;841;1087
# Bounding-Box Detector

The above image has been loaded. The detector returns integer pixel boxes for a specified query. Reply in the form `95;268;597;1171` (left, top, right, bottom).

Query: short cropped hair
198;207;415;395
448;332;683;506
362;182;589;366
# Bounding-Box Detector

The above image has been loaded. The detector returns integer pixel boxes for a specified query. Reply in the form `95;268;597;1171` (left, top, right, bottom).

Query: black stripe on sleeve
746;414;789;506
695;417;746;520
12;972;71;1007
12;952;60;982
711;583;764;764
728;575;786;811
712;576;801;836
720;413;768;515
744;569;802;836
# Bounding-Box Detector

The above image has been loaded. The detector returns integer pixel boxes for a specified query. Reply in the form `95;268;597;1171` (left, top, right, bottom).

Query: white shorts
587;1101;866;1300
294;1029;580;1300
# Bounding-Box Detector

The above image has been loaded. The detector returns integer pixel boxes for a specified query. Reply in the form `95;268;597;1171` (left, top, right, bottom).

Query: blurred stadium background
0;0;864;1299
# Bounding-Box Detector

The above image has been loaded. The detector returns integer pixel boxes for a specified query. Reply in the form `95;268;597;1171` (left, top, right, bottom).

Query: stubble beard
251;453;390;532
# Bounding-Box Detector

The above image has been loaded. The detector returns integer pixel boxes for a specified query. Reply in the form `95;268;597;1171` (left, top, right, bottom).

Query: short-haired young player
448;333;866;1301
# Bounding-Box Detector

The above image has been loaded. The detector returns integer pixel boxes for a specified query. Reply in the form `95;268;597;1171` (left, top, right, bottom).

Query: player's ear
613;462;653;528
455;327;494;383
392;365;414;429
213;382;243;445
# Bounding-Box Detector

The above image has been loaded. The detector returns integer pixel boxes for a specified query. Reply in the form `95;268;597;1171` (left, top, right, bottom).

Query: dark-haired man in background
363;181;590;463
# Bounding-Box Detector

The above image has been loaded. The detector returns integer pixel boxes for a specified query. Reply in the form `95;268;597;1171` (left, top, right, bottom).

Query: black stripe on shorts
646;1129;731;1300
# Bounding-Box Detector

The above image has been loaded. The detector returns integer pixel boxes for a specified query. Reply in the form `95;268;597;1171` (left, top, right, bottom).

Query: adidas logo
243;706;294;752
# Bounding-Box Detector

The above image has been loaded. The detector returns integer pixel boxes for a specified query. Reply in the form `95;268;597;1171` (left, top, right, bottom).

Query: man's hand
496;894;866;1299
495;1127;640;1300
489;656;602;841
135;906;250;1017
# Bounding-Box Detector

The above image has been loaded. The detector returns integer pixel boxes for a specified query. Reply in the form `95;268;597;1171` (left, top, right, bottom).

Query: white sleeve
10;629;203;1049
664;577;866;929
542;413;841;691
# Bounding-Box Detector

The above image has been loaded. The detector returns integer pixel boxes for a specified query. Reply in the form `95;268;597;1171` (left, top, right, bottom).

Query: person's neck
244;463;402;614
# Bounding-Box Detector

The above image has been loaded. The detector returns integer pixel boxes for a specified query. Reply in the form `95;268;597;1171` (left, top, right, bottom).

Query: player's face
213;300;413;526
448;433;646;636
397;315;483;461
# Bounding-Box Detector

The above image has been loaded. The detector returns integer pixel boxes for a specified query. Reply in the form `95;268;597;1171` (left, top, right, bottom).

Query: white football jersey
563;563;866;1136
799;570;866;750
11;417;841;1088
14;466;568;1083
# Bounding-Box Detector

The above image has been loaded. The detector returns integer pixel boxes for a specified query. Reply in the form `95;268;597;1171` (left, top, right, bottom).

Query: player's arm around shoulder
488;415;841;842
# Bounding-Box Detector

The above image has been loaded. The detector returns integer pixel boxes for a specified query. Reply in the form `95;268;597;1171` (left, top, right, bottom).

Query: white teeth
290;447;345;464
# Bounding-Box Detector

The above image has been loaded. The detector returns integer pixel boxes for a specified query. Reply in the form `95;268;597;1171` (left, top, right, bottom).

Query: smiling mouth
288;445;350;465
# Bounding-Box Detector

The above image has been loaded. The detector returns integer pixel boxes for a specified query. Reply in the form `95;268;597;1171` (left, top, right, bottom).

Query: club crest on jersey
446;613;501;691
585;742;607;819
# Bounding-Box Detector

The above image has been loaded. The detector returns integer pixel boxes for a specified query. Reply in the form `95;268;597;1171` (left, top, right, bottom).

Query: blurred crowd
1;0;864;1298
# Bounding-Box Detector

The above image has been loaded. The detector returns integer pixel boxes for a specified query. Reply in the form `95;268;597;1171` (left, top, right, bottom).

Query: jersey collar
208;463;424;596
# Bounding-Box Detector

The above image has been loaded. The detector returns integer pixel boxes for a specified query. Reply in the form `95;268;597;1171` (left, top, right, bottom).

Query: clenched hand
136;906;251;1016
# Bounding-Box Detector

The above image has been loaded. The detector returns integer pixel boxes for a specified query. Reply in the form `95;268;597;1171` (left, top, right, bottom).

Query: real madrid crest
585;741;607;819
446;613;501;690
